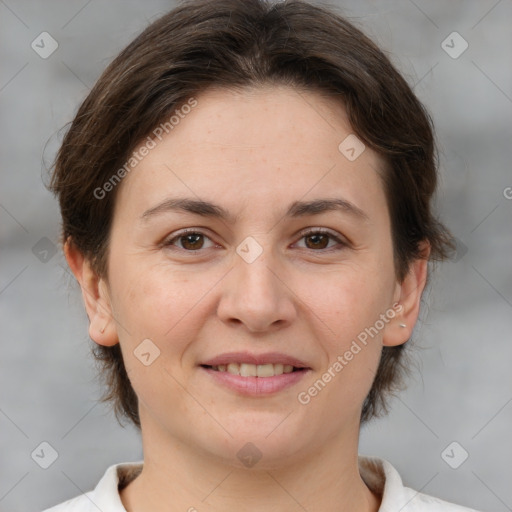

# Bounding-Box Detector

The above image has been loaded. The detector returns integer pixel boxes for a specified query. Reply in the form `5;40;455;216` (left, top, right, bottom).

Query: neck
120;417;381;512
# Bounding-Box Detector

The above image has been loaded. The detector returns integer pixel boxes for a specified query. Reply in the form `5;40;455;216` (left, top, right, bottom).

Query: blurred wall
1;1;511;510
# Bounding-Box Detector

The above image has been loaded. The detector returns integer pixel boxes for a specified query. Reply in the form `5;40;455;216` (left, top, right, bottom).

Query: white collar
44;455;479;511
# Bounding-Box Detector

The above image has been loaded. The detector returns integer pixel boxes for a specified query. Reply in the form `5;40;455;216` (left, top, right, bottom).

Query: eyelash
162;227;348;253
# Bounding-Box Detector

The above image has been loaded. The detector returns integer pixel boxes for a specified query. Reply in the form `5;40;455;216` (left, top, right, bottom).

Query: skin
66;85;428;512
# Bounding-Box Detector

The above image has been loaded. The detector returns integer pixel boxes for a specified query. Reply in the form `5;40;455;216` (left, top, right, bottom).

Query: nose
217;249;297;333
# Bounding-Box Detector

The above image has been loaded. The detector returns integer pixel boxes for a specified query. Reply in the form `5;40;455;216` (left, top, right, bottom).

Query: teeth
240;363;257;377
257;364;275;377
227;363;239;375
212;362;297;377
273;364;284;375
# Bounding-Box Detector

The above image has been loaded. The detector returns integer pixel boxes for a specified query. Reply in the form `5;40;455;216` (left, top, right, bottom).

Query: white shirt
43;456;480;511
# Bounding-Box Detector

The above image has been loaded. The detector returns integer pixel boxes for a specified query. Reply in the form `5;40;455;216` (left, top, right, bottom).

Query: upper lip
201;352;310;369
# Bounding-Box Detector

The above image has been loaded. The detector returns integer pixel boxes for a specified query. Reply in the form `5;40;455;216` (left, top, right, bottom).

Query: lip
201;366;310;395
200;351;310;368
199;351;312;396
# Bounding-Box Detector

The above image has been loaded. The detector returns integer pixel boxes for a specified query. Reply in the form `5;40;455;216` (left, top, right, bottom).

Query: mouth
199;353;311;395
200;362;307;377
199;352;312;397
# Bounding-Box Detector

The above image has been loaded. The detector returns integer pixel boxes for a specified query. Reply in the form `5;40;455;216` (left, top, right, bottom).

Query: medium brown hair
49;0;453;428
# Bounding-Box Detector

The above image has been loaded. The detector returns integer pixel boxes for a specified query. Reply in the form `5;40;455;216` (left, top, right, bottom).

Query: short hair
49;0;453;429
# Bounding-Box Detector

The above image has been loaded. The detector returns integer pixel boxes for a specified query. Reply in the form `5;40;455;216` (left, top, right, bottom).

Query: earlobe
383;242;430;347
64;239;119;347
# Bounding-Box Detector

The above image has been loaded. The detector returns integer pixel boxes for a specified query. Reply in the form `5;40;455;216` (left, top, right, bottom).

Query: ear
64;239;118;347
383;242;430;347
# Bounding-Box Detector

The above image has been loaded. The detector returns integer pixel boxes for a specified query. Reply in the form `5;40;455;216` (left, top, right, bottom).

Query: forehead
113;85;387;222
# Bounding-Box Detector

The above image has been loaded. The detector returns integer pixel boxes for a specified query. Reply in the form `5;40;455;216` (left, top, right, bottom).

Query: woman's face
85;85;421;467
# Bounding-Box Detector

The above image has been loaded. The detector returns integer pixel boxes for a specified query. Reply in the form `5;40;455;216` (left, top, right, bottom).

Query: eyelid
297;226;342;238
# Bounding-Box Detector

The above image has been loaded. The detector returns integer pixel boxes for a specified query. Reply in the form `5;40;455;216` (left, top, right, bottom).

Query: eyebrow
141;197;369;222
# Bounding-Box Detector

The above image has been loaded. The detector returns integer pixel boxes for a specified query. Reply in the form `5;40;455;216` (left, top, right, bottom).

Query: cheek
109;263;207;400
295;272;387;423
297;261;394;388
110;259;219;349
301;261;394;336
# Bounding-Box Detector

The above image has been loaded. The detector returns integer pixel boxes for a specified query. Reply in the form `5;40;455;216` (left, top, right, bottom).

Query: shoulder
358;455;481;512
42;461;143;512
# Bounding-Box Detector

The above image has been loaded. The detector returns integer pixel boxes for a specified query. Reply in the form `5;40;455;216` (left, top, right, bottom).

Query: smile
200;365;309;395
205;362;300;377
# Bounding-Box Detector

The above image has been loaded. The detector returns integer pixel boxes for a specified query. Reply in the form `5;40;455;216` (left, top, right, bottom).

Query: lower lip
200;366;310;395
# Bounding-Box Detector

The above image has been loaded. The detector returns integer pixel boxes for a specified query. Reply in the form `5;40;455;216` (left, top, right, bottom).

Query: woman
44;0;479;510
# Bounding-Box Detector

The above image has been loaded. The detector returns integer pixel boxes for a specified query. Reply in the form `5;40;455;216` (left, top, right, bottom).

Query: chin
196;416;312;469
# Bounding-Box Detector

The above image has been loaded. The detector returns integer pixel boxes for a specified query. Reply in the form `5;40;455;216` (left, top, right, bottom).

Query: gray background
1;0;511;511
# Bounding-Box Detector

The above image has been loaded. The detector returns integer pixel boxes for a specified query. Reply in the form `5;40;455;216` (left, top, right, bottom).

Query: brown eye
180;233;204;250
164;230;215;251
304;233;330;249
295;229;347;251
